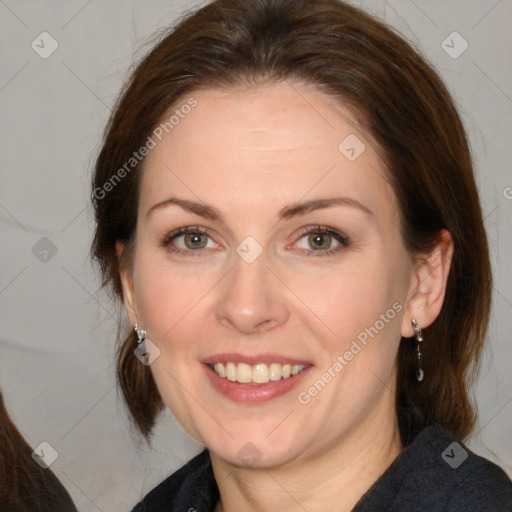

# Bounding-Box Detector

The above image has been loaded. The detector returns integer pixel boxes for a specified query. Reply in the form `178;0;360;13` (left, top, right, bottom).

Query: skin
119;81;453;512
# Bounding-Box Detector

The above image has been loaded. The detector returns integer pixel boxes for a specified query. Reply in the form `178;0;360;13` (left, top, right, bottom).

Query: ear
116;240;139;327
401;229;454;337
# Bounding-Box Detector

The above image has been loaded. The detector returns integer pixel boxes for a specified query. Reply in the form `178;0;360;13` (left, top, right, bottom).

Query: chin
204;423;311;470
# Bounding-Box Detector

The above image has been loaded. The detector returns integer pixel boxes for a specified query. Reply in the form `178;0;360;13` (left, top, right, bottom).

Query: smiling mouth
210;362;308;384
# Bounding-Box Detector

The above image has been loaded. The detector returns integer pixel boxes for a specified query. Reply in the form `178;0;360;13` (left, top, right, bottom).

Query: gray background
0;0;511;510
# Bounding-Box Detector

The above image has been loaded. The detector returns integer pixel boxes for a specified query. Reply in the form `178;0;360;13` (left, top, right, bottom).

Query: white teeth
226;362;237;381
214;363;226;378
237;363;252;383
211;362;306;384
291;364;302;376
269;363;282;381
253;364;269;383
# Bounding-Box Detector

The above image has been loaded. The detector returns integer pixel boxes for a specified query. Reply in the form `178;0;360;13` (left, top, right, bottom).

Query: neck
211;396;402;512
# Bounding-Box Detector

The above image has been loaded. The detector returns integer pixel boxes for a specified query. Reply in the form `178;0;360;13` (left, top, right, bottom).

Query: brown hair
0;390;77;511
91;0;492;443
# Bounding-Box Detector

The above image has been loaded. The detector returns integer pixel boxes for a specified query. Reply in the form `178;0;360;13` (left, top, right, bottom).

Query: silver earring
134;323;146;345
411;319;424;382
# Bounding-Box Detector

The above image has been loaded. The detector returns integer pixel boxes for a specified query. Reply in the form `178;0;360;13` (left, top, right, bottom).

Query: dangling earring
134;323;146;345
133;323;160;366
411;319;424;382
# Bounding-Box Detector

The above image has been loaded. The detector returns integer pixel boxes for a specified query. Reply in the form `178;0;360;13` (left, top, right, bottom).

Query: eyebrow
146;196;374;222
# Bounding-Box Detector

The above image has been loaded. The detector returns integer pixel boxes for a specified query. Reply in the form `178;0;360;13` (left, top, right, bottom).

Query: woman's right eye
161;227;217;256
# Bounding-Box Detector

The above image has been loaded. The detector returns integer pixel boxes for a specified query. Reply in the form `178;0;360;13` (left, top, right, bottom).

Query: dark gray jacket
132;425;512;511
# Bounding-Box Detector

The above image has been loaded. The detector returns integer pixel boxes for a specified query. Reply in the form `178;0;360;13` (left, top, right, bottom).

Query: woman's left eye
294;226;349;256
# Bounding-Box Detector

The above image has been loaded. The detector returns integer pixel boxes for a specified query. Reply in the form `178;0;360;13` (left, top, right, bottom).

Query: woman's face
122;81;418;468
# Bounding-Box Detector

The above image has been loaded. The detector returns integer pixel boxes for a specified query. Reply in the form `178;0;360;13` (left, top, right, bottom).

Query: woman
0;390;78;511
91;0;512;510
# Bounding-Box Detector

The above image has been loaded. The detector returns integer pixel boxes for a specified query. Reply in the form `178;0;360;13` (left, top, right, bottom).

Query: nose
215;249;290;335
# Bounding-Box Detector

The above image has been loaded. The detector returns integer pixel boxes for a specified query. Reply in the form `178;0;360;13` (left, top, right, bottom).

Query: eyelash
159;225;350;258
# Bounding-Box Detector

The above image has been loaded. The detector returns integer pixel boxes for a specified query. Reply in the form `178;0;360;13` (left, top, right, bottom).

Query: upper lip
200;353;312;366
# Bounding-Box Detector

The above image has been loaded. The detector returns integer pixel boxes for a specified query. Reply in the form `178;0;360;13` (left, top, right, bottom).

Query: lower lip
203;364;312;403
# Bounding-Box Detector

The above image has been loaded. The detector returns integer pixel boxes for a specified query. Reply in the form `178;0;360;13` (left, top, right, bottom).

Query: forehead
139;81;398;226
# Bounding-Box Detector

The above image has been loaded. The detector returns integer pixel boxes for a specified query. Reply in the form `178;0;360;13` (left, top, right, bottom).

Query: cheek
133;251;216;342
288;252;407;397
132;255;216;440
290;254;398;336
